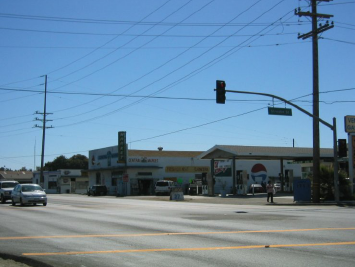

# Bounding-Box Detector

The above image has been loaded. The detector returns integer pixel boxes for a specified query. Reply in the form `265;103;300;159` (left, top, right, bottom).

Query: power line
47;0;214;88
45;0;174;76
321;37;355;45
2;86;354;98
0;39;305;50
0;12;310;26
0;28;300;38
36;0;219;121
0;0;174;90
0;25;305;36
130;107;267;144
52;1;282;124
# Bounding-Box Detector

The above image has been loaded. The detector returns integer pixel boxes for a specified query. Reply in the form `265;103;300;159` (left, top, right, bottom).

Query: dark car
87;185;107;196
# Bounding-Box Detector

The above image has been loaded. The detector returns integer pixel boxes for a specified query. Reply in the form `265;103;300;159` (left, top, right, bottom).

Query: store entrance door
138;179;153;195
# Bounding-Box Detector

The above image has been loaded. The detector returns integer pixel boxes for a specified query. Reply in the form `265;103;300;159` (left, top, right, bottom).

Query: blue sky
1;0;354;170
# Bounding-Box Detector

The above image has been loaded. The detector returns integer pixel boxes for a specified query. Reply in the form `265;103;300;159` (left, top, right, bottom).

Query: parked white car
11;184;47;206
274;183;281;192
155;180;175;196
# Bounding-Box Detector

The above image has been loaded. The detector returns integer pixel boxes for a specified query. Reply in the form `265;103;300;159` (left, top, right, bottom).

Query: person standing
266;181;274;203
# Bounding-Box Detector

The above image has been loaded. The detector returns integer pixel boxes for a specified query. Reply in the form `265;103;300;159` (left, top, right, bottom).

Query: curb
0;253;53;267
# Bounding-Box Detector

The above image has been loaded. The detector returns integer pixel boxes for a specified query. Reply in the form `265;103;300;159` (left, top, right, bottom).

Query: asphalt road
1;194;354;267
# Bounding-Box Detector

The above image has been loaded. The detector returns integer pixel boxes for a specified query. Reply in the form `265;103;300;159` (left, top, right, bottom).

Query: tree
68;154;88;169
44;155;88;171
320;165;351;200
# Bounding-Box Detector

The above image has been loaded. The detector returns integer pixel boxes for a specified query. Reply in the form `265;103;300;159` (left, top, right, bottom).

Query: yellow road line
2;227;355;240
23;241;355;256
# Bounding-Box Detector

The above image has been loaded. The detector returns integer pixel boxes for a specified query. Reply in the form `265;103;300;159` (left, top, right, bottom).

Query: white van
155;180;175;196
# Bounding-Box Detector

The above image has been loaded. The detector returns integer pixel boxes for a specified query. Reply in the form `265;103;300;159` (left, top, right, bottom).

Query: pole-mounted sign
118;131;127;164
268;107;292;116
344;115;355;133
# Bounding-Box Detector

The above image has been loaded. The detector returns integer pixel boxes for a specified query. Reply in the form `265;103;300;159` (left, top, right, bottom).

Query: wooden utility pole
34;75;53;185
296;0;334;203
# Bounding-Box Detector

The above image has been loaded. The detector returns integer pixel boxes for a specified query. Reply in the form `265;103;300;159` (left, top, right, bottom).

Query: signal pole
296;0;334;203
34;75;53;185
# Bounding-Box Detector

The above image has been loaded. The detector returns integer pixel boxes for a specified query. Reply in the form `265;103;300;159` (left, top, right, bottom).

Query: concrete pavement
1;192;354;267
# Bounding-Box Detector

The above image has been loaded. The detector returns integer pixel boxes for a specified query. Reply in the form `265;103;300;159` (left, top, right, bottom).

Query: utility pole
34;75;53;186
295;0;334;203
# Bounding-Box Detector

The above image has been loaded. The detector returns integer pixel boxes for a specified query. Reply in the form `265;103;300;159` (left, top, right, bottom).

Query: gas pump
285;170;294;192
236;170;248;195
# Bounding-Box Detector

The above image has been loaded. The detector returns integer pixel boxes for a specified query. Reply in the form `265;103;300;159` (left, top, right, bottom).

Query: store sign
123;174;129;183
345;115;355;133
118;131;127;163
128;157;158;163
165;166;210;173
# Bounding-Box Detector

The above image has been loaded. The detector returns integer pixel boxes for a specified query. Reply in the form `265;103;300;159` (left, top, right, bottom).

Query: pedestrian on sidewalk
266;181;274;203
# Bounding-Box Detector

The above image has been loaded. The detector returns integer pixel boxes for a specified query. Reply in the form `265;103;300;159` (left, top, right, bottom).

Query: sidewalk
125;192;355;206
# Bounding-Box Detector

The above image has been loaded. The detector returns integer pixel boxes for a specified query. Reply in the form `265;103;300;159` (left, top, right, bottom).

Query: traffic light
216;80;226;104
338;139;347;158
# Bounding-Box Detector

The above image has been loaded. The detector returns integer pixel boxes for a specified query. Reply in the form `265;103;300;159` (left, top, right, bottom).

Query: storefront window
48;181;57;189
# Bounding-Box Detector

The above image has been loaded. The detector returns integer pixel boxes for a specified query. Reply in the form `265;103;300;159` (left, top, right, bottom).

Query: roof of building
128;150;203;158
199;145;334;161
0;171;33;181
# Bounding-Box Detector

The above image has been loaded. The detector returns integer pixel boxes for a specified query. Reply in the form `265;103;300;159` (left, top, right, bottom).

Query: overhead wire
47;0;213;90
0;1;350;136
1;83;353;153
71;0;292;124
0;0;173;94
321;37;355;45
42;0;217;120
45;0;173;76
52;0;271;123
0;24;306;36
0;12;309;26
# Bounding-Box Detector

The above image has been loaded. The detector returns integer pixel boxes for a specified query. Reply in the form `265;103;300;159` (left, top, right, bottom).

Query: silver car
11;184;47;206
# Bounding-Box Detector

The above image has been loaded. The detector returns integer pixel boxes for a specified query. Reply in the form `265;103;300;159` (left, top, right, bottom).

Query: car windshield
22;185;43;192
1;182;18;188
156;182;169;186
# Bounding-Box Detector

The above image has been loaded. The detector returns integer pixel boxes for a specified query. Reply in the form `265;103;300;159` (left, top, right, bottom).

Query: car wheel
43;203;47;206
11;198;16;206
20;198;24;206
0;194;5;203
33;203;37;206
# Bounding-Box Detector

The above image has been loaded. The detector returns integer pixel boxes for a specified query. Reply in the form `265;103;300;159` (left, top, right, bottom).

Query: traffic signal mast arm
220;88;340;201
225;89;333;130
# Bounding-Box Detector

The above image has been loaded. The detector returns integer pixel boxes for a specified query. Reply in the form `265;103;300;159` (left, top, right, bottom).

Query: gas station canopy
199;145;334;161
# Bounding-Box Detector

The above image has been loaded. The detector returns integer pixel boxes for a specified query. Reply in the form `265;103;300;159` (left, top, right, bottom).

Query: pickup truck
0;180;19;203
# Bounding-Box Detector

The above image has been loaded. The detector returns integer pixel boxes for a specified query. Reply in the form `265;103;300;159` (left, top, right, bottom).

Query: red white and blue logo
251;164;267;182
